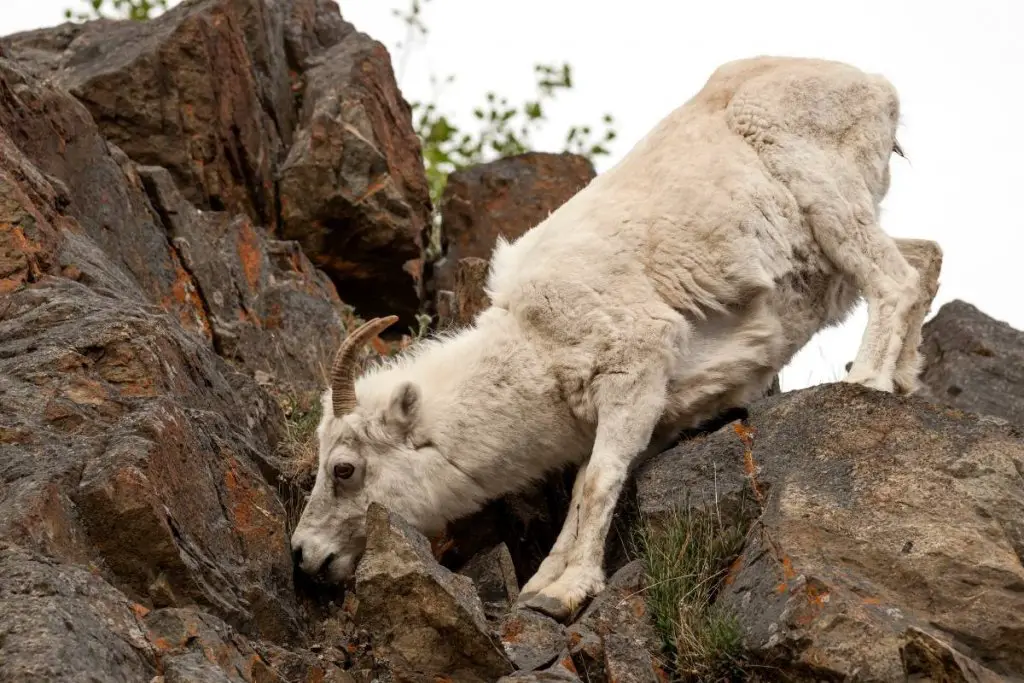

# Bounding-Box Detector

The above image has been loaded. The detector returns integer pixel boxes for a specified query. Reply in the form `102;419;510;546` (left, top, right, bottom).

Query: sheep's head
290;315;430;584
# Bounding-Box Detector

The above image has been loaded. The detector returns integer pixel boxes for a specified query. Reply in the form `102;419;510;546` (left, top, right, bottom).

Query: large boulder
636;382;1024;680
279;28;431;327
2;0;430;329
919;299;1024;428
0;57;210;340
0;58;304;643
0;0;348;230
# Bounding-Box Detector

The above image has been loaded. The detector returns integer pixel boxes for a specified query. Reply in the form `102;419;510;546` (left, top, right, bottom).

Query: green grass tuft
635;503;752;682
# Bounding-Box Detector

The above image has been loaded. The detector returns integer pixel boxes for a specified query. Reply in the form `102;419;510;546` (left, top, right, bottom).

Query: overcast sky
3;1;1021;390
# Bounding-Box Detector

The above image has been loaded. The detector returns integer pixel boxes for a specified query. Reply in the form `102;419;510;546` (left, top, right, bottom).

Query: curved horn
330;315;399;417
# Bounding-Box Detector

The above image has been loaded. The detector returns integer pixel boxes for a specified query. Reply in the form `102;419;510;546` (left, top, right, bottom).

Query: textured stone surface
568;561;665;683
637;383;1024;679
0;64;301;642
355;503;514;682
499;609;567;672
139;164;346;391
0;56;208;338
0;542;155;682
434;152;595;294
458;542;520;620
279;27;430;328
1;0;349;230
919;299;1024;428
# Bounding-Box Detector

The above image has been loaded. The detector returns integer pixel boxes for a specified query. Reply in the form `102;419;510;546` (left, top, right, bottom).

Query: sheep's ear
386;381;420;431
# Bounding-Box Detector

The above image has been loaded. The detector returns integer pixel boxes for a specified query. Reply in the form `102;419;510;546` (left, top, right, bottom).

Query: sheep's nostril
291;547;303;570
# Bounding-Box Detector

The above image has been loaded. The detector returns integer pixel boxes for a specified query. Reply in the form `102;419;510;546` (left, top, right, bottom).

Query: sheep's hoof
521;592;572;622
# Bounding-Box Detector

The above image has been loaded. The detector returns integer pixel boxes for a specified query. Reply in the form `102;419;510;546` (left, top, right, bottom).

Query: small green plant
635;504;752;681
64;0;169;21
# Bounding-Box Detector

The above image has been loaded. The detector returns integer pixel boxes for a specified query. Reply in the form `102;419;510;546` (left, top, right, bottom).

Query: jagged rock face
139;165;346;391
636;382;1024;680
2;0;430;329
919;299;1024;428
278;30;431;326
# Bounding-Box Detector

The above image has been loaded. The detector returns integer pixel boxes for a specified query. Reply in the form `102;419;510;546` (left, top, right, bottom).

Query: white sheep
290;55;942;621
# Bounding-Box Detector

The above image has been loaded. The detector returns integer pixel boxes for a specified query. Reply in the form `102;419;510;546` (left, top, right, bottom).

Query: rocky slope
2;2;1023;682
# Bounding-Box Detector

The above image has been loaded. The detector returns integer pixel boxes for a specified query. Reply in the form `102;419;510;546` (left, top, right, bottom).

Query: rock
0;57;209;339
279;27;431;327
900;627;1006;683
433;152;595;294
919;299;1024;428
568;561;665;683
144;607;353;682
499;609;567;672
497;666;581;682
355;503;514;682
1;0;348;230
0;542;156;682
0;87;300;641
139;165;346;391
636;383;1024;679
458;542;520;619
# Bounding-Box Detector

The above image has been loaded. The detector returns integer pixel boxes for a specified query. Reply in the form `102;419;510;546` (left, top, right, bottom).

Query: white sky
3;1;1022;390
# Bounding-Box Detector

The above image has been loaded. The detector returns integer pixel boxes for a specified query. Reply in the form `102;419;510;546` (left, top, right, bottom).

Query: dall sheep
290;55;943;621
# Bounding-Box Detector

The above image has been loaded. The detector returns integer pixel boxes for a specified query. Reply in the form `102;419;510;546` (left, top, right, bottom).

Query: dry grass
634;503;753;682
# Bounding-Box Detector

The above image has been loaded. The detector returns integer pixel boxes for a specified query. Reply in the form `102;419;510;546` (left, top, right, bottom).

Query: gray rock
636;382;1024;679
901;627;1006;683
0;542;156;682
499;609;566;672
459;542;520;619
496;667;581;682
919;299;1024;428
568;561;666;683
355;503;514;682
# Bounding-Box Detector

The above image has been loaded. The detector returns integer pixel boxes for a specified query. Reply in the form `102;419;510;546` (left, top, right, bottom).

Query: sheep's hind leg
518;461;589;599
809;215;921;392
522;370;667;622
891;238;943;395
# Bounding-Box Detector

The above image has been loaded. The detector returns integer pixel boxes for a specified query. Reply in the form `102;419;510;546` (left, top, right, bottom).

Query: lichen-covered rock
279;28;430;327
0;57;209;339
499;609;566;672
1;0;348;230
0;82;300;641
433;152;595;295
355;503;514;682
637;382;1024;679
919;299;1024;428
567;561;665;683
139;165;346;391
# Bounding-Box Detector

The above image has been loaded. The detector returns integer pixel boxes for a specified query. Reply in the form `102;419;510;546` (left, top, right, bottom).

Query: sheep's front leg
891;238;943;395
518;461;589;598
518;423;683;601
522;372;666;622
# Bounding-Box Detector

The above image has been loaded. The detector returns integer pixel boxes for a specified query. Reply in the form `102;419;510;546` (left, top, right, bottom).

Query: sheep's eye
333;463;355;480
